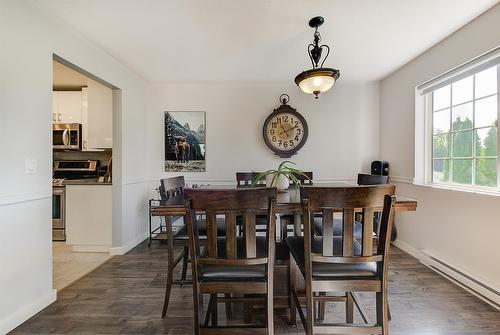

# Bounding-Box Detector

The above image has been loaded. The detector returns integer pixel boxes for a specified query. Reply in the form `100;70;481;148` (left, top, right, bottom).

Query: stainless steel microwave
53;123;82;150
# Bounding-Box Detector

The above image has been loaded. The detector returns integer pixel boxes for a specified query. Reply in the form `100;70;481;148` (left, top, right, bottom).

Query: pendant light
294;16;340;99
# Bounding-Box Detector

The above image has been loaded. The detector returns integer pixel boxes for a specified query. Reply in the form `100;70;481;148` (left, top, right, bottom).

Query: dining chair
159;176;226;318
236;172;264;186
184;187;277;335
287;185;396;334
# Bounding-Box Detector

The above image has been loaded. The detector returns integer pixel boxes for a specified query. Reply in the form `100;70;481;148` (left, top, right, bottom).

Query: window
419;51;500;192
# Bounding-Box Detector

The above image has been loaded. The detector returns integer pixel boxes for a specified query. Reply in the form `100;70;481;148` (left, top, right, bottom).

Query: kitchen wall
147;81;380;184
0;1;149;333
380;3;500;297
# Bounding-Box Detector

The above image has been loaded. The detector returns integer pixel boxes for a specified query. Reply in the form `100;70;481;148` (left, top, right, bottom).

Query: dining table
149;182;418;309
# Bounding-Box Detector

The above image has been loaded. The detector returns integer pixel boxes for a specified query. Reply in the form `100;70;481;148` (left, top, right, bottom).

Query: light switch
25;158;37;174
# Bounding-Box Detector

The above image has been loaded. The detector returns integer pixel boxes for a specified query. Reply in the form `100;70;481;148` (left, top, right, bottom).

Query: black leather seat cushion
285;236;378;280
313;217;363;237
199;236;289;260
174;217;226;240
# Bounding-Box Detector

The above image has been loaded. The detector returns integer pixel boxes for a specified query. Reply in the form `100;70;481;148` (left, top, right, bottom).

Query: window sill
413;182;500;197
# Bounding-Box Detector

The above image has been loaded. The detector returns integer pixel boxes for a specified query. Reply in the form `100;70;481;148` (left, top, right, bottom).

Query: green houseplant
251;161;310;191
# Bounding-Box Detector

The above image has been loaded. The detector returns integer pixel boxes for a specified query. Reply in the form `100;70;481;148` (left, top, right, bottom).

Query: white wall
148;81;380;183
380;4;500;293
0;1;149;333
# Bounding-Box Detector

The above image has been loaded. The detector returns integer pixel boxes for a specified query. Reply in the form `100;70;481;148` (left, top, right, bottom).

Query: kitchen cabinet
52;91;82;123
81;81;113;149
65;184;112;252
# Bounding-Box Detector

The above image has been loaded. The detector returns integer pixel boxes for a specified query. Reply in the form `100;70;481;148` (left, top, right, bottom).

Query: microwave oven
53;123;82;150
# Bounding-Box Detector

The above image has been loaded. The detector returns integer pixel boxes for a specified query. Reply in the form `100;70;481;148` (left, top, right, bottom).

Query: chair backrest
357;173;389;185
291;171;313;185
185;188;277;267
301;185;396;266
236;172;264;186
159;176;185;203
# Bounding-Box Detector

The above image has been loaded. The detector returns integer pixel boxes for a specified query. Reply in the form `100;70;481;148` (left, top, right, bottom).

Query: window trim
415;47;500;194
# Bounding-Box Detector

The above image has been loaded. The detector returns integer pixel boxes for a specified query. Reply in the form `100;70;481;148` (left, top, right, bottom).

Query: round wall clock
262;94;308;158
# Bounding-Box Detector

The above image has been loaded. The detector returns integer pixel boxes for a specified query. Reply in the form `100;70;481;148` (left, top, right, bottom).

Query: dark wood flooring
11;242;500;334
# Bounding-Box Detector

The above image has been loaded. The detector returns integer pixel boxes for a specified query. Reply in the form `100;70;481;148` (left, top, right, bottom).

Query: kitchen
52;60;113;290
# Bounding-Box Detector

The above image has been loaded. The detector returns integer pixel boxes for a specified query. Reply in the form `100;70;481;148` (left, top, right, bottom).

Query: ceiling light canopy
294;16;340;99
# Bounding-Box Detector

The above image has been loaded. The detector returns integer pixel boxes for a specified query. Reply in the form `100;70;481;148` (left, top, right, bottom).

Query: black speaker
371;161;389;176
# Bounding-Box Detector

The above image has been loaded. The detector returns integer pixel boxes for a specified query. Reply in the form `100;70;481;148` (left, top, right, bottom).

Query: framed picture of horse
164;111;206;172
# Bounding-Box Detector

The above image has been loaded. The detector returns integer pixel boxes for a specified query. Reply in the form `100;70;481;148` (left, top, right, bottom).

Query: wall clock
262;94;308;158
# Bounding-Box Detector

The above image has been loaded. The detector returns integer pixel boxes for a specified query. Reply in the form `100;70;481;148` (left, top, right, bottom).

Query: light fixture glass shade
295;68;340;98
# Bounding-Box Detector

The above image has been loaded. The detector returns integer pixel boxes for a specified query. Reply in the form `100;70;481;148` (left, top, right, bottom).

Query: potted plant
251;161;310;192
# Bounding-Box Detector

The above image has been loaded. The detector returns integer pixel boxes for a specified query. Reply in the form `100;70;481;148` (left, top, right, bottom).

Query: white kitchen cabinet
81;81;113;149
52;91;82;123
65;184;112;252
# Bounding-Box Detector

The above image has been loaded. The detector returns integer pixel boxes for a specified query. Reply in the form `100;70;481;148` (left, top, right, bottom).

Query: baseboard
109;232;149;255
71;245;111;253
392;240;500;310
0;289;57;335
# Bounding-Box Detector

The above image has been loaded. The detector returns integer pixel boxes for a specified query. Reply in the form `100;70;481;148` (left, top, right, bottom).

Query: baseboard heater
419;249;500;310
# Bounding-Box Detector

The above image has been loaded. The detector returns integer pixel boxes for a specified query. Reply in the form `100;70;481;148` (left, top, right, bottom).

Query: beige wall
380;4;500;296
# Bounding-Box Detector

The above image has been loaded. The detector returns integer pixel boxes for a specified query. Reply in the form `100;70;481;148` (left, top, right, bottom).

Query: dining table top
150;182;417;215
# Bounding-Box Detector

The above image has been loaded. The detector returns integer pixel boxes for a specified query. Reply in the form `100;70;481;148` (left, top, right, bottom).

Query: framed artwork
164;111;206;172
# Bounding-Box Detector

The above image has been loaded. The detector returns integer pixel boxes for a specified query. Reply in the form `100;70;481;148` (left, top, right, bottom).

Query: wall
0;1;149;333
147;81;380;184
380;4;500;296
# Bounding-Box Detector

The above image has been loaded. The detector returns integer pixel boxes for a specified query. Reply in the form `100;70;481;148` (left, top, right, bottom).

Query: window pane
475;66;497;99
475;127;497;157
452;159;472;184
475;95;498;128
433;108;450;133
433;85;451;111
452;130;473;157
452;75;473;105
433;134;449;158
433;159;449;183
451;103;473;131
475;158;497;187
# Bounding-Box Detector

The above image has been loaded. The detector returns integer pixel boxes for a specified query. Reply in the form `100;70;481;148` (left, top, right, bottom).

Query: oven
53;123;82;150
52;186;66;241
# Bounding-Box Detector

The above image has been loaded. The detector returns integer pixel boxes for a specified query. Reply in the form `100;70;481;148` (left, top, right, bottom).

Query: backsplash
53;149;112;168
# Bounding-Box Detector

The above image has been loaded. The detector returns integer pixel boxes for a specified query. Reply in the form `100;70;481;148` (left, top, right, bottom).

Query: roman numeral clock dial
263;94;308;158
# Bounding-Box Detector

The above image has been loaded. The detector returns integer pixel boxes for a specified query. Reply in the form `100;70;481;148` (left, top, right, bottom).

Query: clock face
263;108;308;158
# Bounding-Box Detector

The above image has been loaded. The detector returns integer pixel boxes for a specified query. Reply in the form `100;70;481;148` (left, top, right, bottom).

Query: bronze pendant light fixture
294;16;340;99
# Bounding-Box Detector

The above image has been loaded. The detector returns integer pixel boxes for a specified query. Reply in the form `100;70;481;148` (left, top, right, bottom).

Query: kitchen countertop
62;179;112;186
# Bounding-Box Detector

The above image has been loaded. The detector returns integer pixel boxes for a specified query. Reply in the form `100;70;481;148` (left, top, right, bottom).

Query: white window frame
415;47;500;194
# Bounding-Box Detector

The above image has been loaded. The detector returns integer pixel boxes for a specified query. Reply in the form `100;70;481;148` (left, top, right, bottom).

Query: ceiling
53;60;88;90
40;0;499;83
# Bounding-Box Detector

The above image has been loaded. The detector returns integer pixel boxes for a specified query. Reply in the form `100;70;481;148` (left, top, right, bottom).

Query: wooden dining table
150;182;417;309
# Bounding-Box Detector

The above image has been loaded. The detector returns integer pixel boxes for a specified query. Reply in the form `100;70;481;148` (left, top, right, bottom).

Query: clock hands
279;124;299;137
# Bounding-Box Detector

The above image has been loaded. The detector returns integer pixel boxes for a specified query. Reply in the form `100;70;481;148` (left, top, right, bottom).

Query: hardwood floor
11;242;500;334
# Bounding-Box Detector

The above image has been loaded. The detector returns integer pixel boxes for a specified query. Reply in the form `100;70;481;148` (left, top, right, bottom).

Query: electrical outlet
25;158;37;174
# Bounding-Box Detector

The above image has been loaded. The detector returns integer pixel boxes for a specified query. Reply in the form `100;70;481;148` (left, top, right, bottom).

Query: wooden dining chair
184;187;277;335
287;185;396;334
236;172;265;186
159;176;226;318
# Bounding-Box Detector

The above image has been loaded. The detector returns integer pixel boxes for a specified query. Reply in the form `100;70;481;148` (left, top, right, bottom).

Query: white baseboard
71;245;111;253
392;240;500;310
0;289;57;335
109;232;149;255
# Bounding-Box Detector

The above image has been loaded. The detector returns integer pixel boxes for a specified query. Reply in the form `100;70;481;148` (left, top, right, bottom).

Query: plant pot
266;174;290;191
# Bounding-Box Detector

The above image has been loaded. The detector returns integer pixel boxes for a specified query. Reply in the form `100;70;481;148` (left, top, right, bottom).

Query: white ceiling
53;60;88;89
39;0;499;83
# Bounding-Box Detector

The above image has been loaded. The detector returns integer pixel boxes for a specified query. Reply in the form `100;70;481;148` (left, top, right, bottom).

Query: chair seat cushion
199;264;266;282
285;236;378;280
200;236;289;260
174;217;226;240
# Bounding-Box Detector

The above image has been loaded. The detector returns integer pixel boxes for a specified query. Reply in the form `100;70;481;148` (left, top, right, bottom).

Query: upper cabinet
52;91;82;124
82;81;113;149
53;80;112;150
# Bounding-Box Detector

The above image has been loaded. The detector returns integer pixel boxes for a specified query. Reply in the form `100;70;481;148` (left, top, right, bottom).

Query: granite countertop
62;178;112;186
